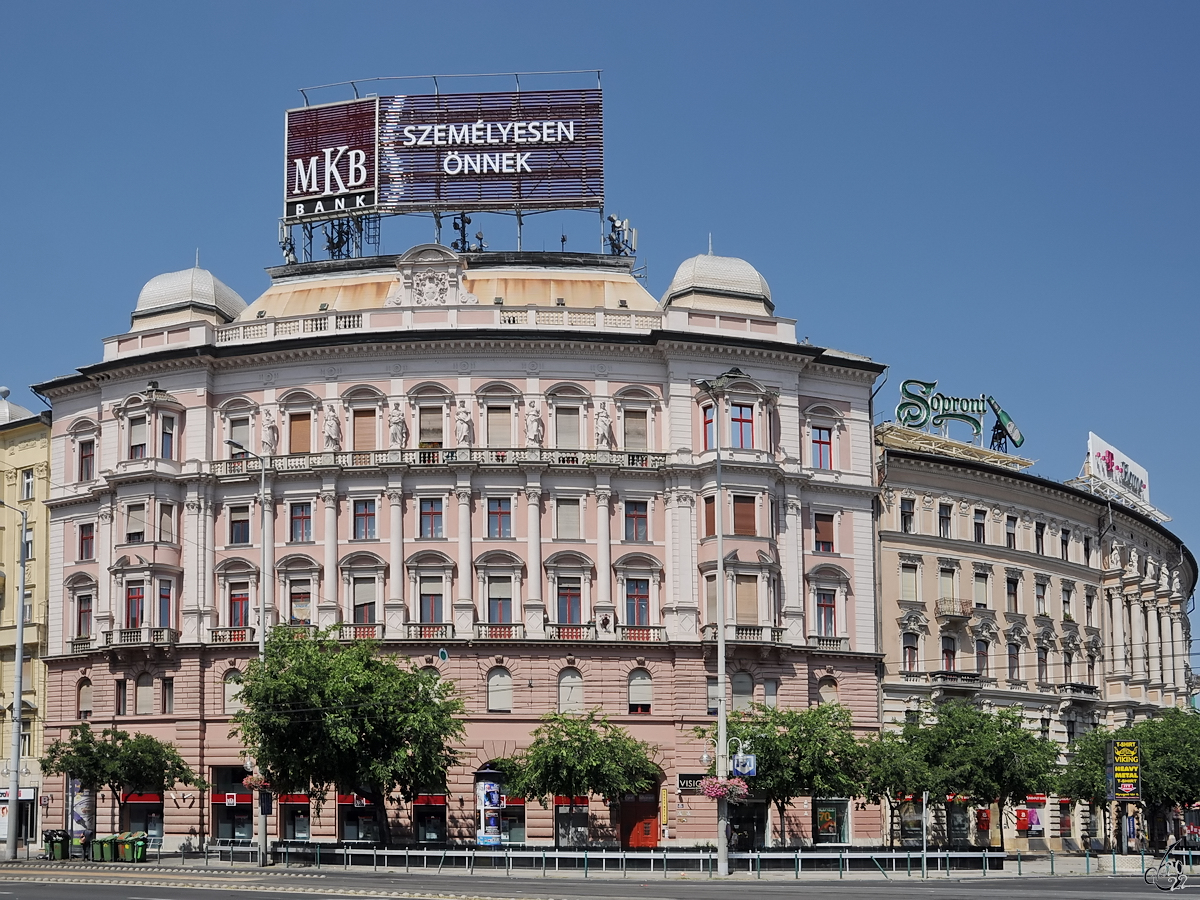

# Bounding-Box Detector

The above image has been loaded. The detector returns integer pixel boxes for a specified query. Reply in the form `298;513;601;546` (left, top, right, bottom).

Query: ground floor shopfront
41;638;884;849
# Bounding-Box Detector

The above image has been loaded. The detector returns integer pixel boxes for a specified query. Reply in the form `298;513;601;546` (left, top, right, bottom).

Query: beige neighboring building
0;387;51;846
875;423;1195;851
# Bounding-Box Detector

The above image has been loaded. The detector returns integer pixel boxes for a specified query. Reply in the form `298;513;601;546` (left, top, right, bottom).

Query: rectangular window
79;522;95;560
158;579;172;628
976;640;989;675
1037;647;1049;683
159;503;175;543
705;574;717;625
128;416;147;459
556;499;580;539
702;406;715;451
1035;581;1047;616
703;496;716;537
734;574;757;625
812;426;832;470
1035;522;1045;554
941;636;956;671
763;678;778;708
903;633;919;671
79;440;95;481
77;594;93;638
816;591;836;636
625;578;650;626
352;578;376;624
973;573;989;609
1061;529;1070;561
939;568;955;601
419;407;443;448
160;415;175;459
290;503;312;542
733;496;757;536
229;505;250;544
813;513;834;552
487;406;511;447
1006;516;1017;549
23;528;33;561
352;409;375;451
624;500;648;541
1008;642;1021;680
938;504;952;539
1086;592;1095;627
290;580;311;625
228;417;250;457
973;509;986;543
899;498;914;534
1006;578;1019;613
731;404;754;449
488;498;512;539
353;499;376;540
20;468;34;500
229;582;250;628
115;679;127;716
488;577;513;624
419;576;443;623
900;564;918;602
162;677;174;714
556;407;580;449
1063;651;1074;682
420;498;443;538
706;677;720;716
1083;536;1092;566
557;577;582;624
623;409;648;451
126;583;144;629
289;412;311;454
1062;586;1073;620
126;503;146;544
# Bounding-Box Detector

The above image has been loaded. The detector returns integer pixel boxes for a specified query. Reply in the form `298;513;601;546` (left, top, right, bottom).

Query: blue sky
3;2;1197;599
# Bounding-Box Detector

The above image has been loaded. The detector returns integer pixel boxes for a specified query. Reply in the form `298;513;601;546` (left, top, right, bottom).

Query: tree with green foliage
860;723;933;846
232;626;464;845
497;710;659;846
1058;725;1115;846
1131;709;1200;846
696;703;863;846
41;724;203;832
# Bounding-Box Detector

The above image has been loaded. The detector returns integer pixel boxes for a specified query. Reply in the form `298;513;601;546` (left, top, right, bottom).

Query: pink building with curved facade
37;244;885;849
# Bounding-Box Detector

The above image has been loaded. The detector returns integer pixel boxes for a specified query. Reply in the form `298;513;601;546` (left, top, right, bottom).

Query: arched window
135;673;154;715
731;672;754;711
627;668;652;714
817;677;839;705
487;667;513;713
77;679;93;720
224;670;243;714
558;668;584;713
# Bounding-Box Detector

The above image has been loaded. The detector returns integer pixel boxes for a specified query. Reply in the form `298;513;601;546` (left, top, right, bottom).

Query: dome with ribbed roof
0;387;34;425
661;254;773;313
135;267;246;322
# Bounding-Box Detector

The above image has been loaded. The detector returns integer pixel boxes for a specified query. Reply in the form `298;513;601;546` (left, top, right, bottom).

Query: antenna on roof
605;214;636;256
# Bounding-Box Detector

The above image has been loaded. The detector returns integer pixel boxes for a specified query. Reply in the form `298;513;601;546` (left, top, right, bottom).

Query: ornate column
1147;600;1163;686
201;494;216;631
96;505;115;633
781;497;805;641
1159;605;1174;691
385;486;406;631
1129;594;1147;681
594;487;614;640
453;485;475;635
1109;589;1127;677
319;490;339;626
261;495;276;630
524;486;545;637
1171;610;1186;697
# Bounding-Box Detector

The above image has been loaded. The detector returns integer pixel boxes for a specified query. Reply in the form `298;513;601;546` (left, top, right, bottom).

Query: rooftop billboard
1087;432;1150;506
284;89;603;222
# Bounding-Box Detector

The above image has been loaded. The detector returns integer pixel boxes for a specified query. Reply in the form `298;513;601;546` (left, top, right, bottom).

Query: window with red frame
78;440;95;481
229;583;250;627
624;501;648;541
814;514;835;553
557;578;582;624
290;503;312;542
77;594;93;638
128;416;147;459
158;580;173;629
353;499;376;540
420;498;443;538
812;426;832;470
816;590;836;636
975;640;989;675
702;405;715;450
126;583;144;629
487;498;512;538
79;522;95;560
626;579;650;626
731;404;754;449
902;633;918;671
941;636;957;671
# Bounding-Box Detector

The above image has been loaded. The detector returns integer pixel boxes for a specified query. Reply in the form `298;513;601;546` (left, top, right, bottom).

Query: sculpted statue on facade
1109;542;1123;570
594;401;613;450
261;411;279;456
388;403;409;449
323;405;342;451
454;401;474;448
525;401;544;448
1159;562;1171;591
1127;546;1139;575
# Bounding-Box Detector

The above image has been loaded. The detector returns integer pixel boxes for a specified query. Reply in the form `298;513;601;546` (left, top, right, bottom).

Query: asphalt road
0;869;1183;900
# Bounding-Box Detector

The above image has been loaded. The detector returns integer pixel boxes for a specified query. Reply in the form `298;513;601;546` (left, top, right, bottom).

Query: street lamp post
225;440;271;866
694;369;743;876
0;499;28;860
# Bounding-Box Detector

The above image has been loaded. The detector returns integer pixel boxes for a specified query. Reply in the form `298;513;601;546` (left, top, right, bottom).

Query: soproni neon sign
896;379;1024;448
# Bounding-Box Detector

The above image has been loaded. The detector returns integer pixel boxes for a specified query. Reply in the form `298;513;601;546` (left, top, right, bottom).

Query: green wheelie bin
131;832;148;863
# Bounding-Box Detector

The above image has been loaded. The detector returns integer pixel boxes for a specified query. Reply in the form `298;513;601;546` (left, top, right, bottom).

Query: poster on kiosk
476;780;502;846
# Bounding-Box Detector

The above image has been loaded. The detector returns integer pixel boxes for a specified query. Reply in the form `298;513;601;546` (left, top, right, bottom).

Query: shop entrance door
620;793;659;848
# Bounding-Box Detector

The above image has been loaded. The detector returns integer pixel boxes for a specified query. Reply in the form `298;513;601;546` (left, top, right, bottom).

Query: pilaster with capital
1108;588;1128;680
1171;609;1186;696
1129;593;1148;682
594;486;614;639
453;485;475;632
319;489;340;625
523;485;545;637
781;496;806;639
385;486;406;627
1147;599;1164;687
